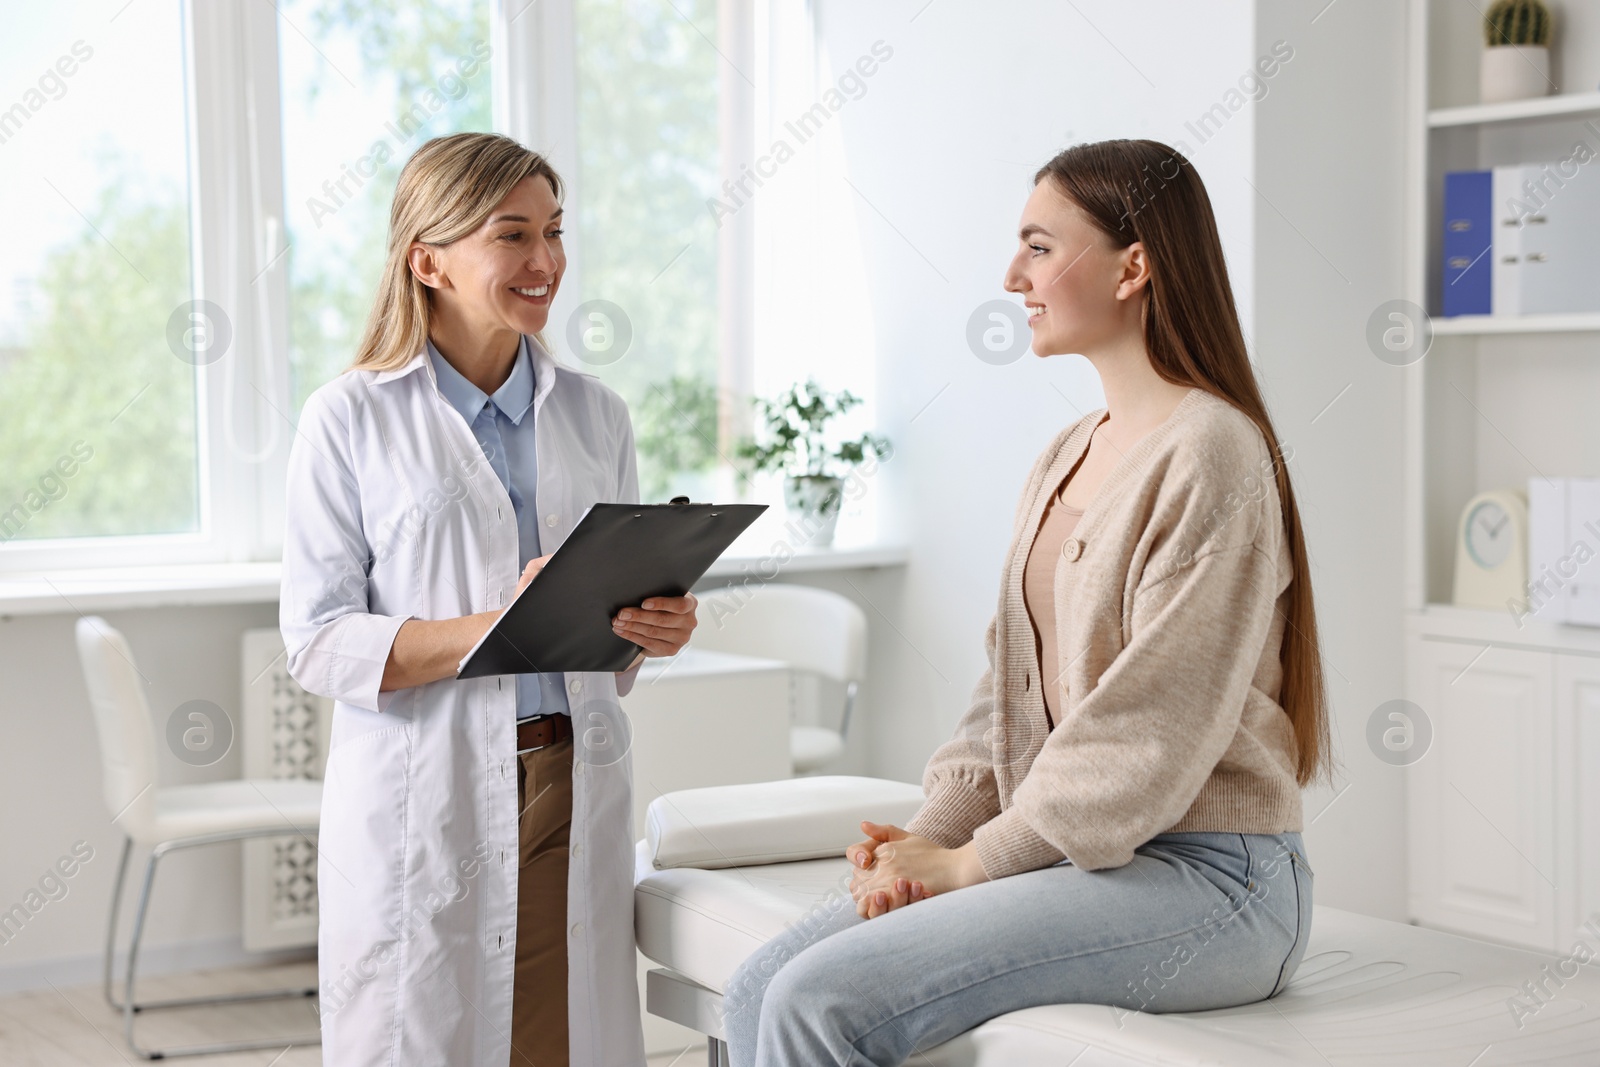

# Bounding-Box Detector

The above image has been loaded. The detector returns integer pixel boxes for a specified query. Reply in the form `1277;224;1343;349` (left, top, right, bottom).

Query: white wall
1249;0;1410;919
806;0;1256;780
800;0;1409;920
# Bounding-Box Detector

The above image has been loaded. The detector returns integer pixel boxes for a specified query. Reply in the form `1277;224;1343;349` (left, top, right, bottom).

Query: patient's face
1003;179;1142;359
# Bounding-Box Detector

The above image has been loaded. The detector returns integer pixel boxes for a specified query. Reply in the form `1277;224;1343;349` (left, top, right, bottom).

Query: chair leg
114;841;319;1059
708;1036;729;1066
102;836;132;1012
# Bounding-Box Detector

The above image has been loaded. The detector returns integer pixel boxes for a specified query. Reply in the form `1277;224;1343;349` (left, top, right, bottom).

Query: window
0;5;200;550
0;0;502;569
275;0;495;415
0;0;768;570
568;0;725;503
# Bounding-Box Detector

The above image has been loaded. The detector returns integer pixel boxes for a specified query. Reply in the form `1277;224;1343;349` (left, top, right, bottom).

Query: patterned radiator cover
240;628;332;952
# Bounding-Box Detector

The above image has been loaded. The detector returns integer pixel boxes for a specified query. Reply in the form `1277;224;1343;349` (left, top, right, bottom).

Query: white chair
691;585;867;774
74;616;323;1060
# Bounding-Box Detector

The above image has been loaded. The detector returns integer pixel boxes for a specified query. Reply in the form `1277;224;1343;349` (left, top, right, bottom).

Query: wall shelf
1428;89;1600;128
1432;311;1600;335
1415;602;1600;655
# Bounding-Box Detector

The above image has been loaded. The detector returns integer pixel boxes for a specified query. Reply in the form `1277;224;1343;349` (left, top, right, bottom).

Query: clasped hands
845;820;990;920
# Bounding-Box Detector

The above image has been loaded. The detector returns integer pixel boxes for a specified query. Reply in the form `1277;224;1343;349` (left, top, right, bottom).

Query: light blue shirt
428;335;569;720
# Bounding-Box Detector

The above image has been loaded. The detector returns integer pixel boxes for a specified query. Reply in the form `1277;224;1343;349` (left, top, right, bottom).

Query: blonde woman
722;139;1332;1065
280;132;695;1066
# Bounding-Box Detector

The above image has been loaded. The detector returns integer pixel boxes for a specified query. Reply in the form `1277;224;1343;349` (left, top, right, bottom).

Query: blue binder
1443;170;1492;316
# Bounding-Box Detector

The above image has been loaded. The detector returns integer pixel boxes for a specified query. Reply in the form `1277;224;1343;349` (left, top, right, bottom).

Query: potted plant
1480;0;1554;105
734;378;891;547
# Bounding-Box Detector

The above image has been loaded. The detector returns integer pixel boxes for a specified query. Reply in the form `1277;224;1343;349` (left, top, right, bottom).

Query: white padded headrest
645;776;925;870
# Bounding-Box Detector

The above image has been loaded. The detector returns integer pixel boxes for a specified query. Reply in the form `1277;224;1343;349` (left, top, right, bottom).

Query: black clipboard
457;500;767;677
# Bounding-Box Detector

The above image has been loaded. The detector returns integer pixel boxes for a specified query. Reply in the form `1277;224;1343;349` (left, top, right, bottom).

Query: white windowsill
0;539;909;617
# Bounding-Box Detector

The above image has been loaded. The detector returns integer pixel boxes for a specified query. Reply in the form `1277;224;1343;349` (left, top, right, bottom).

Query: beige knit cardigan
903;387;1304;879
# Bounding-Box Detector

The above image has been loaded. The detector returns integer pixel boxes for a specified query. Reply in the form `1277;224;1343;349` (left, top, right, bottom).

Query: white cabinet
1406;610;1600;954
1407;639;1556;949
1555;653;1600;947
624;647;795;840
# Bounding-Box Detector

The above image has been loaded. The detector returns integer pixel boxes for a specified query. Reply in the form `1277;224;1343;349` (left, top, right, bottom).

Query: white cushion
643;775;923;870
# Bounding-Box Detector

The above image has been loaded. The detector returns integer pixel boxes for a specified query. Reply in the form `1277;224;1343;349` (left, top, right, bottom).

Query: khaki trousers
511;733;574;1066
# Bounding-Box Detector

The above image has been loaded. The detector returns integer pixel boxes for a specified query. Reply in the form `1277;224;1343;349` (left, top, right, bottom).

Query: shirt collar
370;333;561;424
426;334;536;426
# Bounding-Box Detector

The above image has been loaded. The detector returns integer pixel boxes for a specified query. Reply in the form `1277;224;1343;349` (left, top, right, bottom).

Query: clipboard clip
669;495;693;504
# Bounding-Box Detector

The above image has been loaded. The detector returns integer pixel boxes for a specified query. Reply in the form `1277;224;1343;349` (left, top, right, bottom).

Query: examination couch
634;777;1600;1066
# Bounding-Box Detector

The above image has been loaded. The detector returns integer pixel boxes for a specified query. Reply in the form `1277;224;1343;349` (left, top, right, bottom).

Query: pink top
1023;463;1087;731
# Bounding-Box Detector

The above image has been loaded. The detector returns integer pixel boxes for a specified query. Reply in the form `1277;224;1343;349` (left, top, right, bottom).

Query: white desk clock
1452;488;1529;609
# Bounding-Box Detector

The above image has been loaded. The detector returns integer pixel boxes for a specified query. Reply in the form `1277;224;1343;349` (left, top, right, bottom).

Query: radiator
240;627;332;952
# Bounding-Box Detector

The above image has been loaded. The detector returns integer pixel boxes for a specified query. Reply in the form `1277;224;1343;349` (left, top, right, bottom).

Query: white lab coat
279;335;645;1067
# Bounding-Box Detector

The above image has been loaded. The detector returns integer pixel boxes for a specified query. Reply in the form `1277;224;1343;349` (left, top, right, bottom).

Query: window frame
0;1;291;573
521;0;762;490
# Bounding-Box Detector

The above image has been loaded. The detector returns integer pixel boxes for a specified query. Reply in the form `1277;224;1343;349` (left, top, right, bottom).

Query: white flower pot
784;475;844;547
1480;44;1551;105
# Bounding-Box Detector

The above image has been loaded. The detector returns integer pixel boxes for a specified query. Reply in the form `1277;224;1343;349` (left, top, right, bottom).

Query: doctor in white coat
280;132;696;1066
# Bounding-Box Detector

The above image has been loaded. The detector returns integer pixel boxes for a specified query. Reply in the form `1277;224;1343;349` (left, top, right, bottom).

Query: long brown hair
348;132;565;373
1036;139;1333;789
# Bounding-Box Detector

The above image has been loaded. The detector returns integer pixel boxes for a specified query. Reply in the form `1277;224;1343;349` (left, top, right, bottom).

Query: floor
0;960;704;1066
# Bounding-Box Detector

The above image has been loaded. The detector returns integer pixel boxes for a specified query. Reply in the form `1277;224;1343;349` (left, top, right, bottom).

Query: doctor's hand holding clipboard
374;548;699;693
278;132;695;1067
519;551;700;658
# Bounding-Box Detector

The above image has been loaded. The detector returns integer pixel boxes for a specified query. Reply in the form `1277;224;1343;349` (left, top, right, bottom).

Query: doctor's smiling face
407;173;565;345
1003;177;1150;359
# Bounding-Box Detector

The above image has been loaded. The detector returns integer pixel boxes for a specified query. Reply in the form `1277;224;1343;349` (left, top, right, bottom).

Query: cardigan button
1061;538;1082;562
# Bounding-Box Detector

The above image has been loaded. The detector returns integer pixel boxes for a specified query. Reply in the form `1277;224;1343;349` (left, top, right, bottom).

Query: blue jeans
722;830;1313;1067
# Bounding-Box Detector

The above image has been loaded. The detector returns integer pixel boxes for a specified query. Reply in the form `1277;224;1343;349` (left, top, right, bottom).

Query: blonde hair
347;132;565;373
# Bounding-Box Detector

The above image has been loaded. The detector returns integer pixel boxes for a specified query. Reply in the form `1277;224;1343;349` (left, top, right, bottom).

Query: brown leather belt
516;713;573;754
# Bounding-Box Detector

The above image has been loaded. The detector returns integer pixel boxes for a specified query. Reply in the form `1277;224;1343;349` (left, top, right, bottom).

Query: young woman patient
721;137;1334;1066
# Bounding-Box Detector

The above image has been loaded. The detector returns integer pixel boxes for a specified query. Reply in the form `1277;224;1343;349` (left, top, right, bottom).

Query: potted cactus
734;378;891;547
1480;0;1554;104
